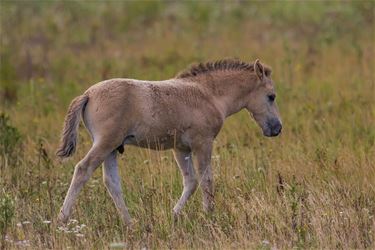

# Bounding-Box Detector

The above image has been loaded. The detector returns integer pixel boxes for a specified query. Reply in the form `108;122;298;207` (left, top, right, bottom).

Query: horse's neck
200;71;252;118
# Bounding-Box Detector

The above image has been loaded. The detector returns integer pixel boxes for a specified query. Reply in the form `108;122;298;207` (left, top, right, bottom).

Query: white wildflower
110;242;127;248
262;240;270;245
5;235;13;243
68;219;78;225
14;240;30;247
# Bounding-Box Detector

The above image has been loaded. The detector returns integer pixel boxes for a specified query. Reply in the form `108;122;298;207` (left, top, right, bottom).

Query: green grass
1;1;374;249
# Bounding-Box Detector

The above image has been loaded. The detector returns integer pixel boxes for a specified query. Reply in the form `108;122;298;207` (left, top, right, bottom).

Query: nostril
272;123;282;134
266;119;282;136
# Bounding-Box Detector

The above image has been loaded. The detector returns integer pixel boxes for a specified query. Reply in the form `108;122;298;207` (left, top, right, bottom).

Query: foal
56;59;282;226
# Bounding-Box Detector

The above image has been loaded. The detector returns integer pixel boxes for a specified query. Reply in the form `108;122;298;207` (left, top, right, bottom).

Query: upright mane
176;58;271;79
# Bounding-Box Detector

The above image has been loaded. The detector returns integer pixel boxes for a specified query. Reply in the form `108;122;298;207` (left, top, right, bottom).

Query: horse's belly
124;134;189;151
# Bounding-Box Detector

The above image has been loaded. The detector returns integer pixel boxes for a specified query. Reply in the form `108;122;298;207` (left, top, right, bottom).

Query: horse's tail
56;94;89;158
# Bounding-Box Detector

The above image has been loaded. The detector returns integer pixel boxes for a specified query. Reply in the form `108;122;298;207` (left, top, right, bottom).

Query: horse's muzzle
264;118;282;137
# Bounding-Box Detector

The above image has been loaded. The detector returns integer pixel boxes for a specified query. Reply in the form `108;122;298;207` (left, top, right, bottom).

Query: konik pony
56;59;282;226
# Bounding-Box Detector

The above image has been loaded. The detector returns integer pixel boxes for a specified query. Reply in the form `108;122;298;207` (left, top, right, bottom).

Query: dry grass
1;2;374;249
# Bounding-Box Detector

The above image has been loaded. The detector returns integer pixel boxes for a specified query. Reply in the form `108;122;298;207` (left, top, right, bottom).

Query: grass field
1;1;374;249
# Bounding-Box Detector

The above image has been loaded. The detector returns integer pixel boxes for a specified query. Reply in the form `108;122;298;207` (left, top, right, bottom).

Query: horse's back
81;78;185;140
81;77;221;150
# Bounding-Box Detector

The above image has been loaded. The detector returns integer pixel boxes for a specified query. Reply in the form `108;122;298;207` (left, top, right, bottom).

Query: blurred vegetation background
0;1;374;249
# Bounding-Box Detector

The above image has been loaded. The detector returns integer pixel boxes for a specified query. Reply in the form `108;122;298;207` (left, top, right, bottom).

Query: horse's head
246;59;282;137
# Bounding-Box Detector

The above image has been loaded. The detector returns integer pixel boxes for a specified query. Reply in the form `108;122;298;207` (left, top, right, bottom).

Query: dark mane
176;58;271;79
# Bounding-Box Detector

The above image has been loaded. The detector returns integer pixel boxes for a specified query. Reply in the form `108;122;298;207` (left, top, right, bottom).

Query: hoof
203;203;215;213
125;220;134;230
124;219;138;233
57;211;68;224
121;215;134;229
172;209;181;223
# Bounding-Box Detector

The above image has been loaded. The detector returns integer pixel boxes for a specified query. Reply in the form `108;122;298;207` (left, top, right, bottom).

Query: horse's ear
254;59;265;80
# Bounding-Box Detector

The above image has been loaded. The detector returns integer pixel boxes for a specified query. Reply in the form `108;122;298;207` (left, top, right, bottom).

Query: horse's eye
268;94;276;102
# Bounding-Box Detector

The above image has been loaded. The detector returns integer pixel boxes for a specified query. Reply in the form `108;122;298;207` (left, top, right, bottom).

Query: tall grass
0;1;374;249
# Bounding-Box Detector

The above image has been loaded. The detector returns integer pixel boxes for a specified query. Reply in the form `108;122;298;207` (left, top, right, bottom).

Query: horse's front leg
193;141;214;212
172;149;198;216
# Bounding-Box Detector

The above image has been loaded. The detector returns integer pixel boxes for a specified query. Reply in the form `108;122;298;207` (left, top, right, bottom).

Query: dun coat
56;58;282;226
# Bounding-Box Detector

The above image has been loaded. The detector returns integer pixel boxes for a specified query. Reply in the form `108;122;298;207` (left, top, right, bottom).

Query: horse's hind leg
172;149;198;216
58;144;111;223
103;151;132;226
